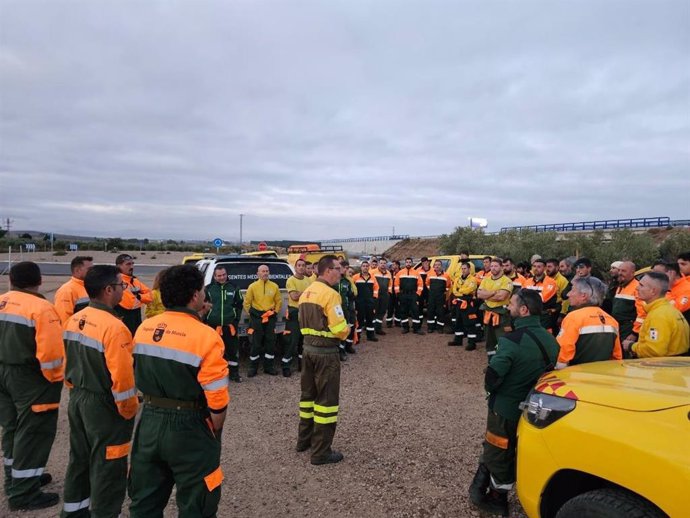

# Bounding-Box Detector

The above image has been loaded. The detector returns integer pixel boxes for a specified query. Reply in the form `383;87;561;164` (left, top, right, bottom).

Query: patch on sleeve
334;305;344;318
649;328;658;341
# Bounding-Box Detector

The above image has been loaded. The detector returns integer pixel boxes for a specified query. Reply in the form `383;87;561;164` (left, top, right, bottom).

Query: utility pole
239;213;244;248
3;217;14;233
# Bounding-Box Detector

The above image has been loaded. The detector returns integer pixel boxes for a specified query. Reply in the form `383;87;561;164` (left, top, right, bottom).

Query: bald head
257;264;270;281
617;261;636;284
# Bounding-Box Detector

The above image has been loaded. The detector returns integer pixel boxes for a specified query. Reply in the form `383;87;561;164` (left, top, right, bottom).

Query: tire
555;488;665;518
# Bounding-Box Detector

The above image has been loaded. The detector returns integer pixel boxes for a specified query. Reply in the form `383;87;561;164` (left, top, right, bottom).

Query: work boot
339;349;347;362
447;339;463;346
401;328;410;334
295;441;311;452
311;449;344;465
367;333;379;342
476;488;509;516
466;341;477;351
375;329;386;335
413;329;425;335
229;366;242;383
264;363;278;376
282;367;292;377
247;361;259;378
39;473;52;486
386;322;393;328
297;358;302;372
9;492;60;511
345;344;356;354
468;463;491;506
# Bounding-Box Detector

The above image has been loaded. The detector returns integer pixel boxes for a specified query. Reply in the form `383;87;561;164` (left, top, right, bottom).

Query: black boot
367;332;379;342
402;328;410;334
477;488;509;516
468;463;491;506
466;341;477;351
229;366;242;383
264;361;278;375
413;328;425;335
345;343;356;354
247;361;259;378
339;349;347;361
297;357;302;372
447;338;463;346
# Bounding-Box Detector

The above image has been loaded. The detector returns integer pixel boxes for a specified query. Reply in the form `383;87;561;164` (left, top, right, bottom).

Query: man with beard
114;254;152;336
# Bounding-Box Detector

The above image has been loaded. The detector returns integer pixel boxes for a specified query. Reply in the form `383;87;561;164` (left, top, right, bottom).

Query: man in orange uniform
53;256;93;323
394;258;424;335
113;254;152;336
652;262;690;324
556;277;622;369
524;258;560;332
0;262;64;511
352;261;380;342
62;265;139;517
129;265;228;517
612;261;646;356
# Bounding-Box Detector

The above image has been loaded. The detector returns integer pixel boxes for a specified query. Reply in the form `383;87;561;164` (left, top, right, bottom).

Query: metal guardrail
500;217;676;233
320;235;410;244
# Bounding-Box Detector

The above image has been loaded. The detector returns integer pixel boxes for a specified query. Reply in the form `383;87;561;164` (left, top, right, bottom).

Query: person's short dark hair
339;260;349;268
115;254;134;265
160;265;204;308
405;257;413;262
483;256;492;261
532;258;546;266
514;289;543;316
421;257;429;262
490;258;502;266
678;252;690;262
9;261;41;289
643;271;670;294
213;265;227;273
84;265;120;299
70;255;93;272
546;258;559;267
663;262;681;275
574;257;592;268
305;261;313;266
317;255;339;276
459;250;469;256
652;260;666;268
460;260;470;267
360;260;369;267
393;260;401;267
502;257;513;265
295;259;306;267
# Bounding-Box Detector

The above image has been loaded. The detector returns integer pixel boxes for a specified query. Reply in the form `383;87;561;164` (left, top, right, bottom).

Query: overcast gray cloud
1;0;688;242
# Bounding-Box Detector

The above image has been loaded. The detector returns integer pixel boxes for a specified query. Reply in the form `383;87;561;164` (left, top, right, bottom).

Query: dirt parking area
1;275;528;517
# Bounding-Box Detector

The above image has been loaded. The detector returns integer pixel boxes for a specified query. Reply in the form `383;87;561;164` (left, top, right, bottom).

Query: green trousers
0;364;61;507
298;347;341;462
61;388;134;518
480;410;518;490
128;405;222;518
284;307;302;368
248;311;277;369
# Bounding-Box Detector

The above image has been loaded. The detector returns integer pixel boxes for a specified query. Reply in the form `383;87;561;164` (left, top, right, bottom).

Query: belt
142;394;203;411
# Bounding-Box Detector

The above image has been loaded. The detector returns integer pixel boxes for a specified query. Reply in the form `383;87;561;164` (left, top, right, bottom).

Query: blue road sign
213;238;223;247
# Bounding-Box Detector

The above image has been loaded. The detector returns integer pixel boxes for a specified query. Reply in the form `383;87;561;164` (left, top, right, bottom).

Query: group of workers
1;246;689;516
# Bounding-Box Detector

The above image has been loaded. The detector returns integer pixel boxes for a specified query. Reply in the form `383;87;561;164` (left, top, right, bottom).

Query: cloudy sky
1;0;688;242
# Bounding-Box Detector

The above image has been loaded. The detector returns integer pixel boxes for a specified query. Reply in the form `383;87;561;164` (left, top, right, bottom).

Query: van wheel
555;489;664;518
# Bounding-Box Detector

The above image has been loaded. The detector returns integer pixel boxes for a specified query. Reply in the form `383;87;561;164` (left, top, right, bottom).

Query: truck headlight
519;391;576;429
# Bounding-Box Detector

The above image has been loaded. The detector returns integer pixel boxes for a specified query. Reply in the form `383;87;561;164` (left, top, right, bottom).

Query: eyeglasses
110;282;128;289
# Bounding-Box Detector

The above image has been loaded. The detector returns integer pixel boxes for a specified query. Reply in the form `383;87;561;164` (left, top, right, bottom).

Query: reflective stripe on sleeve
134;343;202;367
329;320;348;334
202;377;229;391
579;325;618;335
40;358;64;370
614;294;636;301
112;388;138;402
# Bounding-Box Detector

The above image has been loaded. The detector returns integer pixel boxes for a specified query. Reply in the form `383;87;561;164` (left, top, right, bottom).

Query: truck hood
534;358;690;411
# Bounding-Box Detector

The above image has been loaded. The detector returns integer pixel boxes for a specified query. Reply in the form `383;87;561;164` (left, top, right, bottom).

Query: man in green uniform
296;255;350;465
244;265;282;377
62;265;139;517
129;265;228;517
469;289;559;516
205;265;244;382
285;259;313;374
0;261;63;511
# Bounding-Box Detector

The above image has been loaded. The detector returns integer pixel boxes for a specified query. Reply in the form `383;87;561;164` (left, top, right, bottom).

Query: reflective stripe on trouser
217;324;240;368
375;293;390;331
397;294;420;330
356;303;375;339
61;388;134;518
297;349;341;461
453;302;479;342
284;307;302;366
484;312;511;354
479;410;518;489
248;312;277;369
426;296;445;330
128;405;222;518
0;364;61;506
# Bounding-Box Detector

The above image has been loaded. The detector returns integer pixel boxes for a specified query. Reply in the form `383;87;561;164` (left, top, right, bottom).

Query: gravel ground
1;275;528;517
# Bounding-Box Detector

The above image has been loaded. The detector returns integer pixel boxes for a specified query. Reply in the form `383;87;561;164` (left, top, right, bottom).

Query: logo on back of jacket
153;323;167;342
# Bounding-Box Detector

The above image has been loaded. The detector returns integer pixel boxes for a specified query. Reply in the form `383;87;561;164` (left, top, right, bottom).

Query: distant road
0;262;172;276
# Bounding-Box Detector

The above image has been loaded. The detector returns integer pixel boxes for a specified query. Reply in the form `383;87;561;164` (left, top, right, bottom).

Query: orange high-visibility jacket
394;268;423;296
119;273;153;311
54;277;90;323
557;305;622;365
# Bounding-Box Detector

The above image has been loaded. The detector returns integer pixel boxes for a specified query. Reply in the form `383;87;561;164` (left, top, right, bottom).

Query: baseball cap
115;254;134;265
610;261;623;269
574;258;592;269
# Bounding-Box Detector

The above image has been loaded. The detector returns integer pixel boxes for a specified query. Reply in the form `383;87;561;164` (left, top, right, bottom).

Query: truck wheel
555;488;664;518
